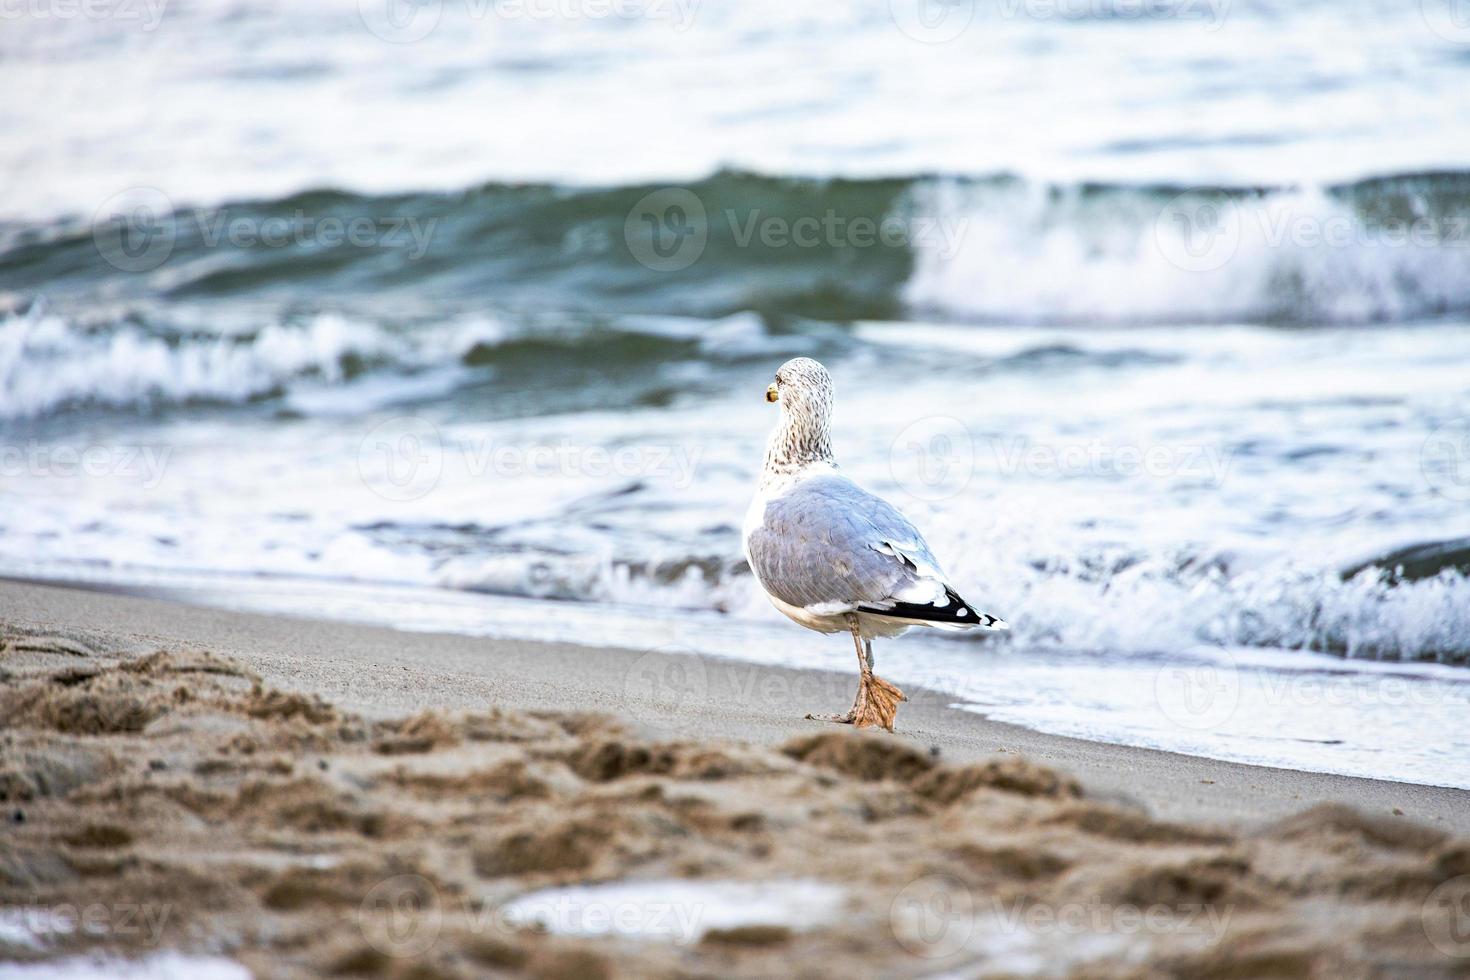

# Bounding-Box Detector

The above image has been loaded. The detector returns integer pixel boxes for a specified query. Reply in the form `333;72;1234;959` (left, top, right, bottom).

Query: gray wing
746;474;999;627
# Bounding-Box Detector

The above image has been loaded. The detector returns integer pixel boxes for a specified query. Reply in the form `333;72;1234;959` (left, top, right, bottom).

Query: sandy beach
2;577;1468;978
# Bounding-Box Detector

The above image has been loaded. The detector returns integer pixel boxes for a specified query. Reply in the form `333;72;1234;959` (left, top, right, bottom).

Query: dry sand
2;578;1469;978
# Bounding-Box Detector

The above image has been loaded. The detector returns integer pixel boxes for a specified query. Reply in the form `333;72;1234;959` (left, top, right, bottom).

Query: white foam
0;310;393;418
903;180;1470;326
0;309;505;419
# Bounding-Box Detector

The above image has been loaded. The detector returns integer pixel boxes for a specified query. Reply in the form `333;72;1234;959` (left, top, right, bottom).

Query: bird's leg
849;628;906;732
803;625;868;725
806;619;907;731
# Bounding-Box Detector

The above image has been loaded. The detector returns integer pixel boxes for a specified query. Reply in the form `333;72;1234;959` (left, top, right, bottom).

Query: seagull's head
766;357;834;420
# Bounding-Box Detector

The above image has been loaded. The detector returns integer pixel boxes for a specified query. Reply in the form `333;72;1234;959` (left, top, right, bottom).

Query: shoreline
4;576;1469;976
3;577;1466;834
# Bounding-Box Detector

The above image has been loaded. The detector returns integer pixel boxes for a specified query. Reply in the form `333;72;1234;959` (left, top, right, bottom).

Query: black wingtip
859;587;1007;629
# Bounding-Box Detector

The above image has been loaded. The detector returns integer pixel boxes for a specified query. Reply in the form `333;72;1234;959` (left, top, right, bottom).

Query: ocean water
4;0;1470;787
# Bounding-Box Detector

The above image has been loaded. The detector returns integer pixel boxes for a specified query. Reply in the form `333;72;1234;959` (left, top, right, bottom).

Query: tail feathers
858;587;1008;630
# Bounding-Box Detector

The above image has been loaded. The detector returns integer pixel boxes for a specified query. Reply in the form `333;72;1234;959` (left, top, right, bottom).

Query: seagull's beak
765;384;779;403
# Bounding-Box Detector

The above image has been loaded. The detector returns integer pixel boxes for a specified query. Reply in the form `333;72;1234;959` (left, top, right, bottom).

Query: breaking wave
5;169;1469;336
905;171;1470;325
0;305;506;419
0;304;778;419
425;535;1470;667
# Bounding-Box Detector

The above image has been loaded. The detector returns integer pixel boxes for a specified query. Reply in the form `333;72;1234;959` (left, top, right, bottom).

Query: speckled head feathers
773;357;834;417
762;357;836;480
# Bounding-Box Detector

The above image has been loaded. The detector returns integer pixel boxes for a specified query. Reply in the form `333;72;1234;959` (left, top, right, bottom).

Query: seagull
743;357;1007;732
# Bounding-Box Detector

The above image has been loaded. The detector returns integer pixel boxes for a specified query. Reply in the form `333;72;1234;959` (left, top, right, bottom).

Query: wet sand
2;578;1469;978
